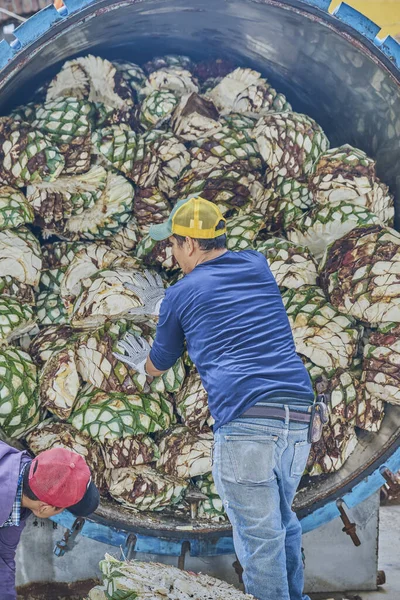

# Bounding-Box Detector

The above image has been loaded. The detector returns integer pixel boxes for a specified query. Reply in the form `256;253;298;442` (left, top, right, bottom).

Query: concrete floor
311;504;400;600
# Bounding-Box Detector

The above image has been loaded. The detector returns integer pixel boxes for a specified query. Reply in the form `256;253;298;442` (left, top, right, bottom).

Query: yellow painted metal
330;1;400;38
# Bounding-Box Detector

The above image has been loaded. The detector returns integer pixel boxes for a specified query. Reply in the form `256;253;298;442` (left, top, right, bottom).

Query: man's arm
148;290;185;373
115;289;185;375
145;355;167;377
0;523;26;600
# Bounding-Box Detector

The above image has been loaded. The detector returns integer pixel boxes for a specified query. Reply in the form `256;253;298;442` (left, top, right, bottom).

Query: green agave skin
256;237;318;290
36;291;69;326
0;186;34;230
311;144;376;204
0;347;39;438
69;384;176;442
0;295;36;344
0;118;64;187
76;320;185;396
282;286;362;370
195;473;226;521
156;426;213;479
254;111;329;179
319;225;400;326
226;214;264;251
287;201;380;261
362;323;400;406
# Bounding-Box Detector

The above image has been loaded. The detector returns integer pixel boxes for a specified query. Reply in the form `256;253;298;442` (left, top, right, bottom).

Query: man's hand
124;270;165;317
113;334;151;374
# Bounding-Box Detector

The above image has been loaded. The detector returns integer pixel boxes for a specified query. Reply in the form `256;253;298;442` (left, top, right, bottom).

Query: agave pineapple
248;182;303;232
130;130;190;196
39;347;80;419
256;237;318;289
306;415;358;476
134;187;171;236
76;319;185;396
26;165;108;237
0;295;36;344
101;435;159;469
29;324;76;366
175;370;214;431
0;276;35;305
361;323;400;405
311;145;376;203
0;347;39;438
175;166;257;214
226;214;264;251
171;93;221;141
140;89;179;129
0;228;42;287
90;554;254;599
59;243;128;311
195;473;226;521
207;68;291;115
190;115;262;174
106;465;187;512
156;426;213;479
287;201;381;260
32;96;93;175
144;54;194;74
69;384;175;442
0;186;34;230
36;291;69;326
140;67;199;98
253;112;329;179
282;286;362;369
319;224;400;325
46;55;135;126
135;236;179;271
0;118;64;187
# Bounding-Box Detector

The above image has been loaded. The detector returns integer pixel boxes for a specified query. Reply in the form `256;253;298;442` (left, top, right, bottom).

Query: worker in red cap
0;439;99;600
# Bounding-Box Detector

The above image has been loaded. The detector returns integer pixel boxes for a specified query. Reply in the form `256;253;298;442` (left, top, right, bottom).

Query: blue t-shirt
150;250;314;430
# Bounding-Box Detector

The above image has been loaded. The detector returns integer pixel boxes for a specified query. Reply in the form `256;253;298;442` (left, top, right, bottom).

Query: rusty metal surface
95;497;232;537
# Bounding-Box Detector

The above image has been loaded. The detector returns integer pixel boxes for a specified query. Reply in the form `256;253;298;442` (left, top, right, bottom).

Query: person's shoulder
235;249;266;262
165;275;191;298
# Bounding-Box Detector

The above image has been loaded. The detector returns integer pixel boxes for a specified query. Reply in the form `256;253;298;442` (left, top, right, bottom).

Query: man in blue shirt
116;196;314;600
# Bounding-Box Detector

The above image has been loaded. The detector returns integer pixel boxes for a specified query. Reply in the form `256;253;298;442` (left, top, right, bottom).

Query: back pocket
290;441;311;478
225;434;278;485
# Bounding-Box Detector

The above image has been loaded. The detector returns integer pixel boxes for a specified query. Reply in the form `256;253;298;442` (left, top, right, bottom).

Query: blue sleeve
149;289;185;371
0;522;26;600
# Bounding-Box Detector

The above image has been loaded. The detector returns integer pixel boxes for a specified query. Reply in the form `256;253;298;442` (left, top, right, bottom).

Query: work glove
124;270;165;317
113;334;151;375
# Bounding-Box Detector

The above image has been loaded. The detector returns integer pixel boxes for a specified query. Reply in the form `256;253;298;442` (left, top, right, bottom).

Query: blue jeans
212;403;311;600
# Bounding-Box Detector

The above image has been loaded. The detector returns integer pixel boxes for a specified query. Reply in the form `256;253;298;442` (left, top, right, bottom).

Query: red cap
29;448;91;508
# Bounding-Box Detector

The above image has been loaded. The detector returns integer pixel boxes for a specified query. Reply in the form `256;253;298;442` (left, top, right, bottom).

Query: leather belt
240;405;312;423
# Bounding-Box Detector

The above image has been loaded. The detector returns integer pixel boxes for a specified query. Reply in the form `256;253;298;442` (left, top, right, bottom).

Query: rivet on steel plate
380;467;400;493
336;499;361;546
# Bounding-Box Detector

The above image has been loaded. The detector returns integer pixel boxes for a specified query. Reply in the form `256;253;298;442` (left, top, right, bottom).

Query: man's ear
185;236;196;255
37;503;59;516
